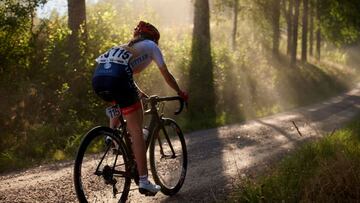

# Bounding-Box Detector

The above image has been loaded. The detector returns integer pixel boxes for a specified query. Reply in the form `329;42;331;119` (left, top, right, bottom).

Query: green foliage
319;0;360;46
0;0;359;173
232;116;360;202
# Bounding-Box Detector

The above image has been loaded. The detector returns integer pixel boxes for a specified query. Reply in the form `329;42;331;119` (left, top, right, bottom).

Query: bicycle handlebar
145;95;185;115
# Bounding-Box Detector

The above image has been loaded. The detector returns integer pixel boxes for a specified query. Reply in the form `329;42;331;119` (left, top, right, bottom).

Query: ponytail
128;37;147;47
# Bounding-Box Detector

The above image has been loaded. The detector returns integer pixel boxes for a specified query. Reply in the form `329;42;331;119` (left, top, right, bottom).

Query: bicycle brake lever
174;97;184;115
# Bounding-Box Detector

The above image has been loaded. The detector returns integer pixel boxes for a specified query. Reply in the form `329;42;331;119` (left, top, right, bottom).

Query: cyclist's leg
100;63;159;194
123;104;161;194
109;116;121;129
122;105;146;175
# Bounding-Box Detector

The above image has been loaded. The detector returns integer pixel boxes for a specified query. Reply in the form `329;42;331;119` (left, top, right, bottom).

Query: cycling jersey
93;46;138;110
94;46;133;78
129;39;166;73
92;39;166;113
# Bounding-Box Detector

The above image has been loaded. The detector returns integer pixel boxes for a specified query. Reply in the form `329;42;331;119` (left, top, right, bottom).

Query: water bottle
142;127;149;141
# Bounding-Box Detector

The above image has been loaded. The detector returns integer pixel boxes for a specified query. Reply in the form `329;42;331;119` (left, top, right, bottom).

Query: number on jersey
96;47;133;65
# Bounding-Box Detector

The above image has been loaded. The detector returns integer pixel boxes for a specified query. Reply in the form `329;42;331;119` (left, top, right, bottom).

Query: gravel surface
1;85;360;202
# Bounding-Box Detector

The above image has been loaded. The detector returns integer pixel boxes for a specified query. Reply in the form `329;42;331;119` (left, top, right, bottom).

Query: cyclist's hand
178;90;189;102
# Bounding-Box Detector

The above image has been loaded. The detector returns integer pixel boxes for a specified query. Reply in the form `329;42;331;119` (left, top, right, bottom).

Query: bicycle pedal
138;188;157;196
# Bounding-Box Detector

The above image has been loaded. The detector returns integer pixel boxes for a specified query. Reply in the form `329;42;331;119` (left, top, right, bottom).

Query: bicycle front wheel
74;126;131;203
149;118;187;196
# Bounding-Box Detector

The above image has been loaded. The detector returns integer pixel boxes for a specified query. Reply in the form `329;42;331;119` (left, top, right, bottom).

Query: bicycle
73;95;187;202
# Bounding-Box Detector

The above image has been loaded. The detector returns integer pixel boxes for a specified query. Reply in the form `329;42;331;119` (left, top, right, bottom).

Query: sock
139;175;149;184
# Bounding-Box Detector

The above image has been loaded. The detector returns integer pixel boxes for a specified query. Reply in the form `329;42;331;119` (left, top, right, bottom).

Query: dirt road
1;85;360;203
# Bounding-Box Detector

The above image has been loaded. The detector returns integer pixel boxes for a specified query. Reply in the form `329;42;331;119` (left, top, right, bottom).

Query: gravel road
1;85;360;203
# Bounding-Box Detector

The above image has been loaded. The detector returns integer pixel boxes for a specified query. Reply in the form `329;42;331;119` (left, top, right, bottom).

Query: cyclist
92;21;188;195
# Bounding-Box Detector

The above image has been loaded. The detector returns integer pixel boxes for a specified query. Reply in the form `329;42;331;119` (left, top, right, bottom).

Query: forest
1;0;360;174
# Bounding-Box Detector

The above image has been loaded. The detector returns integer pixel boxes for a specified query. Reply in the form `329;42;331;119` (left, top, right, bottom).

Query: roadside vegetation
232;116;360;202
1;0;360;173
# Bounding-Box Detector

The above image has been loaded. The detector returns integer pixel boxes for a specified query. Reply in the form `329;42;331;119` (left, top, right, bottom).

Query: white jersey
129;40;166;73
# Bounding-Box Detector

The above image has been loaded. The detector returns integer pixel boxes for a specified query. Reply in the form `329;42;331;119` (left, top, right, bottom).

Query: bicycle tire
74;126;131;203
149;118;187;196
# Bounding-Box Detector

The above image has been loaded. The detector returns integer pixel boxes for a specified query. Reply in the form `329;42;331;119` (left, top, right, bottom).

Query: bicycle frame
118;95;183;157
143;100;163;149
74;95;185;202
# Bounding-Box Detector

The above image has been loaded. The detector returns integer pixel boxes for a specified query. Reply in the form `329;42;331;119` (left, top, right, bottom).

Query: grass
231;116;360;202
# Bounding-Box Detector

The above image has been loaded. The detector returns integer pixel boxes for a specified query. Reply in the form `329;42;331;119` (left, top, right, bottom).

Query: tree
67;0;86;39
64;0;89;125
213;0;241;50
232;0;240;50
284;0;294;55
290;0;300;65
272;0;281;56
252;0;283;56
316;0;321;60
317;0;360;47
188;0;216;125
301;0;308;62
309;0;314;57
67;0;86;64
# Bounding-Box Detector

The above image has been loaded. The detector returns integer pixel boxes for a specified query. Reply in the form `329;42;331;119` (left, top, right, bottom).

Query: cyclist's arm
134;81;148;98
158;64;181;94
152;43;185;95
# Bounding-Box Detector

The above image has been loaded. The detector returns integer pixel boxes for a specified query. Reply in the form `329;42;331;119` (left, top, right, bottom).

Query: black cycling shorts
92;63;139;108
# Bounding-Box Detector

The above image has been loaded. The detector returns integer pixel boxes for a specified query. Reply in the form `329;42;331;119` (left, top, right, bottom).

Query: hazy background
1;0;360;172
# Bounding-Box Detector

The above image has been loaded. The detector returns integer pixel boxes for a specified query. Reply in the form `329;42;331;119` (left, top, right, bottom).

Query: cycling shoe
139;181;161;196
105;136;122;155
105;136;113;146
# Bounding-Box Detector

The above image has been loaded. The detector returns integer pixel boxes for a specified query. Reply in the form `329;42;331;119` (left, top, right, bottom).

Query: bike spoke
150;119;187;195
74;129;131;202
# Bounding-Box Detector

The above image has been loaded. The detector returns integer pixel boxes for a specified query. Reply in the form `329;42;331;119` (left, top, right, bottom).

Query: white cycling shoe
105;136;122;155
139;181;161;196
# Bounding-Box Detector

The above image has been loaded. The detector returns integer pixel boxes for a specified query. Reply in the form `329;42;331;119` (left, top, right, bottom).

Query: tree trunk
188;0;216;124
67;0;87;113
309;0;314;57
67;0;86;65
316;28;321;61
272;0;281;56
301;0;308;62
286;0;294;55
290;0;300;66
68;0;86;36
316;0;321;61
232;0;239;50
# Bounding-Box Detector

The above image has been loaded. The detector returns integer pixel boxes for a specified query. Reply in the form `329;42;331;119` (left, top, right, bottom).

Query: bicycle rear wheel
74;126;131;203
149;118;187;196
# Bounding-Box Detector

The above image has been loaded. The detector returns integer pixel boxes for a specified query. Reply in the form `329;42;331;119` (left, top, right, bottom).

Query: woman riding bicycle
92;21;188;195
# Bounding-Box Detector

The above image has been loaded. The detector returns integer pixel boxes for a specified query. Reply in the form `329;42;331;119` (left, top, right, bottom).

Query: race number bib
106;106;121;119
96;46;133;65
